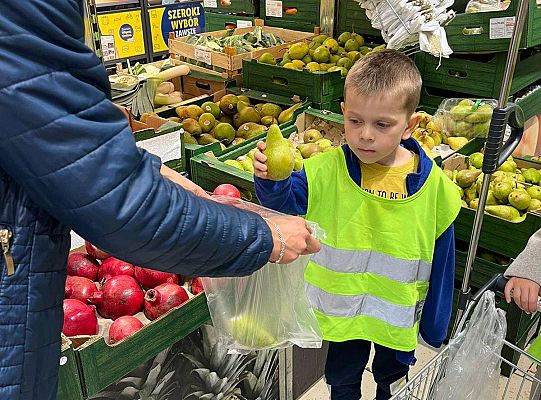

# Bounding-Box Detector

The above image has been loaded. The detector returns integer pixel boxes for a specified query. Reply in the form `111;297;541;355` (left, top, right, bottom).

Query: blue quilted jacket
0;1;273;399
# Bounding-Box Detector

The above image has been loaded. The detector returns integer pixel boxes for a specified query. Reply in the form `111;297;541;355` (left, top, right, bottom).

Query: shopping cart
391;274;541;400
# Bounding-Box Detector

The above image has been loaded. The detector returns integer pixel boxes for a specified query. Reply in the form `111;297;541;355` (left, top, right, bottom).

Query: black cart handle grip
471;274;509;303
482;103;524;174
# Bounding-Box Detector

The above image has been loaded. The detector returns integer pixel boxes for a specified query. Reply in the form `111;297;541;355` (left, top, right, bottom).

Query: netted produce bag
202;196;324;354
434;291;506;400
433;98;497;140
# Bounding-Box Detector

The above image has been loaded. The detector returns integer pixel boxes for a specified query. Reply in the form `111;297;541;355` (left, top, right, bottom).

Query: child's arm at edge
254;170;308;215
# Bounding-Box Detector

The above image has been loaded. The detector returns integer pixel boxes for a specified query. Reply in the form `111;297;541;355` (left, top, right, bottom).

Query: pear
493;181;513;201
464;184;477;204
443;170;454;180
508;190;531;211
264;125;295;181
183;131;198;145
469;198;479;209
469;152;484;169
294;150;304;171
486;190;498;206
522;168;541;184
260;103;282;119
297;143;321;159
498;161;515;173
528;199;541;212
198;113;216;133
229;313;277;348
261;115;278;127
237;156;254;173
462;200;468;207
224;159;244;171
316;138;333;149
231;138;246;146
198;134;219;145
304;129;322;143
527;185;541;200
485;205;521;221
448;137;469;151
182;118;202;135
278;103;303;124
456;170;481;188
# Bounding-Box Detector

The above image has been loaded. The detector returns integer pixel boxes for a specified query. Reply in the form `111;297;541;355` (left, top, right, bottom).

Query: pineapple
240;350;279;400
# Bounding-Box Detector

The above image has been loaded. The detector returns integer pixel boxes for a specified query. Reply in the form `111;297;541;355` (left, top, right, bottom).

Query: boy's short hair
344;49;422;115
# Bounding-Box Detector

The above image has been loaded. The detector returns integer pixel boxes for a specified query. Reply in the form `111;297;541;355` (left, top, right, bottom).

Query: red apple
85;241;111;260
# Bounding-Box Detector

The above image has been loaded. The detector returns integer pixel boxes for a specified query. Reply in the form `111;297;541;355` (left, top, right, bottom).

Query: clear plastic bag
202;196;324;354
434;291;507;400
465;0;511;13
432;98;497;139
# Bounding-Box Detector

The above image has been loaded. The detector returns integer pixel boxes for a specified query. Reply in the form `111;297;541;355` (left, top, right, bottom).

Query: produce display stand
168;20;316;77
259;0;335;34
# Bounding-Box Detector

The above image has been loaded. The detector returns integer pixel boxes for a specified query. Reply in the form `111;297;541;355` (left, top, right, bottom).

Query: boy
253;50;462;400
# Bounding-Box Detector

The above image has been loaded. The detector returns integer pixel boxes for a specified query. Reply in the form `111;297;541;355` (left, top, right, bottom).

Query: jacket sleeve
254;170;309;215
505;228;541;285
419;225;455;348
0;0;272;277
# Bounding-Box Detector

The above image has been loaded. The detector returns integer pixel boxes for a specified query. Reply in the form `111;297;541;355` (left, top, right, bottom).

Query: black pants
325;340;410;400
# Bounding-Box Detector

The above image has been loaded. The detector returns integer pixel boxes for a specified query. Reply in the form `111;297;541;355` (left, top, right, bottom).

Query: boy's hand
505;277;541;314
254;141;269;180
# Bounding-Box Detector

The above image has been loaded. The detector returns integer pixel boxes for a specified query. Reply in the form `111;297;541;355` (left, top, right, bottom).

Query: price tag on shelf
489;16;515;39
236;20;253;28
203;0;218;7
195;45;212;65
266;0;283;17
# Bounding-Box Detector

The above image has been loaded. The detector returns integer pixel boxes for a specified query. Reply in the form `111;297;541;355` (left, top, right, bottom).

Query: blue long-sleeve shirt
255;138;456;364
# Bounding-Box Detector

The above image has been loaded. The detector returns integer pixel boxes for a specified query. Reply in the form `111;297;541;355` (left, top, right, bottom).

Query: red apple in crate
67;253;100;281
134;267;180;289
144;283;189;320
108;316;144;344
62;299;98;336
89;275;144;320
65;276;98;303
84;241;111;260
212;184;241;198
98;257;135;282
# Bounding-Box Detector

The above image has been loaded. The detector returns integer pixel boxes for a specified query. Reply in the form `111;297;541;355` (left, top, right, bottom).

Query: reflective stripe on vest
302;147;462;350
306;283;424;328
312;243;432;283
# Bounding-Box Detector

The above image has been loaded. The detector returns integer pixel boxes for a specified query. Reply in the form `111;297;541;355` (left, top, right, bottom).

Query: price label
195;45;212;65
136;131;182;164
266;0;283;17
203;0;218;7
489;16;515;39
236;20;253;28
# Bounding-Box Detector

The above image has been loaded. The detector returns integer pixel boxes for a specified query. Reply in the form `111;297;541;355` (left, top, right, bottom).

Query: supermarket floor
299;344;537;400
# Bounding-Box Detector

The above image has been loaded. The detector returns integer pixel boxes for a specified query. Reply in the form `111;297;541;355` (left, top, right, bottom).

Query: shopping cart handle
471;274;509;303
482;103;524;174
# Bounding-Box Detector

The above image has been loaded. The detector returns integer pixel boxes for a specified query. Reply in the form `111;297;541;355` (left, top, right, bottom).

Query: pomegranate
62;299;98;336
67;253;100;281
65;276;98;303
134;267;180;289
89;275;144;320
98;257;135;282
144;283;189;320
85;241;111;260
108;316;144;344
212;184;241;198
191;277;204;295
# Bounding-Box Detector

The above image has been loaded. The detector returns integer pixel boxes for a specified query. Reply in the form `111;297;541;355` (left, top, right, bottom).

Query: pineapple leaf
150;370;176;395
119;386;140;397
182;352;207;369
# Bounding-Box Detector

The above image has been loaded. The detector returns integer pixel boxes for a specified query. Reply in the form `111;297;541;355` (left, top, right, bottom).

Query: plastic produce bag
432;98;497;140
202;196;324;354
434;291;506;400
465;0;510;13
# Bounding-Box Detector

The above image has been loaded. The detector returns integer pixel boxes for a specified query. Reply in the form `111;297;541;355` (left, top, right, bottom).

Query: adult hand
160;165;211;199
264;215;321;264
505;277;540;314
253;141;269;179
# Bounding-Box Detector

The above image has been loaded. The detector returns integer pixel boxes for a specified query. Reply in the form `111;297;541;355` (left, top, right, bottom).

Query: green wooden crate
454;207;541;259
157;90;308;175
203;0;258;16
75;294;210;397
312;99;343;114
445;0;541;53
335;0;381;38
516;83;541;121
415;50;541;99
242;59;344;105
191;108;343;200
57;337;85;400
454;249;509;289
205;11;258;31
259;0;320;32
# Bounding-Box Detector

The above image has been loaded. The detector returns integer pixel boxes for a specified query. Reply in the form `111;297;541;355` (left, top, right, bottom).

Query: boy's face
342;90;416;166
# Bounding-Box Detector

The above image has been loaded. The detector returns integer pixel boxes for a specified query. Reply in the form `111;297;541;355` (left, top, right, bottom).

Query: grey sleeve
504;228;541;285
